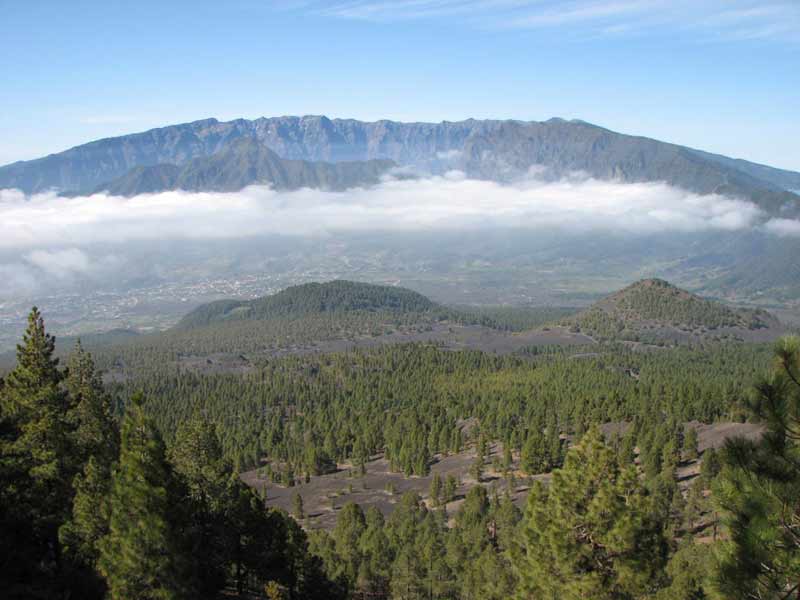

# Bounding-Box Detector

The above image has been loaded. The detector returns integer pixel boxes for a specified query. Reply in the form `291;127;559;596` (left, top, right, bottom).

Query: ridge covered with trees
176;280;440;329
565;278;780;342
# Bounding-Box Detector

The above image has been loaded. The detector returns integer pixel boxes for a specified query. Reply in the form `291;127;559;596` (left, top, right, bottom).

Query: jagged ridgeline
4;116;800;218
176;280;442;329
565;278;780;342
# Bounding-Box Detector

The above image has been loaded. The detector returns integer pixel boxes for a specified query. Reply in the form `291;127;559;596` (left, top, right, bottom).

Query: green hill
176;280;440;329
87;137;396;196
566;278;780;342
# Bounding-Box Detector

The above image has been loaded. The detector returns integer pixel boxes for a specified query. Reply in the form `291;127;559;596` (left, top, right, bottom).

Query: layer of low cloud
1;173;798;301
764;217;800;237
0;173;786;251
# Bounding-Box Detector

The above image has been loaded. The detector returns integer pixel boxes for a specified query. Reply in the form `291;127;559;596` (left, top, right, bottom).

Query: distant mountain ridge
84;137;396;195
176;280;439;329
2;115;798;214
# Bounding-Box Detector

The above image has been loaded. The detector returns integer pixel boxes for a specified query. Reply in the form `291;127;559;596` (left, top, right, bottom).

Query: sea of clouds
3;172;795;248
0;172;798;299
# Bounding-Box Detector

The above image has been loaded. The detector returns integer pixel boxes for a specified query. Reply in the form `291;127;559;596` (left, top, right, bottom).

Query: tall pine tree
168;415;233;598
99;393;183;600
715;336;800;599
0;307;75;596
513;427;667;599
61;342;120;572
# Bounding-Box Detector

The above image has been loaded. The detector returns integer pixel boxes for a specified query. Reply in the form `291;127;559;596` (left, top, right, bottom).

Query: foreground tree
715;336;800;599
0;307;74;596
168;416;234;598
1;309;342;599
60;342;120;591
656;543;715;600
66;341;119;465
99;393;184;600
513;427;667;599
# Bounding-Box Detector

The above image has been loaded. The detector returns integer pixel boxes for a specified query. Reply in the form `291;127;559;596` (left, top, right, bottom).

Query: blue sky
2;0;799;170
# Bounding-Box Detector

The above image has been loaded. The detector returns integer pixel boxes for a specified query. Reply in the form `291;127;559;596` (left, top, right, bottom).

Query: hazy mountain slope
176;280;440;329
88;164;181;196
461;119;798;211
566;278;781;342
697;235;800;303
2;115;799;214
0;118;236;193
690;148;800;193
0;117;497;193
90;137;396;195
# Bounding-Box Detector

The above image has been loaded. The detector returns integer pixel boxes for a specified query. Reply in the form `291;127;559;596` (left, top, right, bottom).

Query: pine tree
429;472;442;506
470;454;484;482
61;456;114;568
444;474;458;503
493;491;521;553
168;415;233;598
357;507;392;596
66;341;118;465
546;414;564;469
332;502;366;587
521;428;551;475
472;545;516;600
447;485;493;597
699;447;721;485
0;307;74;592
390;546;426;600
513;427;668;599
99;394;183;600
293;492;304;520
715;336;800;599
478;434;488;461
418;511;451;599
656;543;714;599
683;427;699;461
683;478;705;533
502;443;513;473
61;343;119;571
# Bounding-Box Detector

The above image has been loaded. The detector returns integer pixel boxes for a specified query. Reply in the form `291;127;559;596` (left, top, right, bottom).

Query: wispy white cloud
316;0;531;20
0;248;124;299
293;0;800;42
24;248;91;279
505;0;657;28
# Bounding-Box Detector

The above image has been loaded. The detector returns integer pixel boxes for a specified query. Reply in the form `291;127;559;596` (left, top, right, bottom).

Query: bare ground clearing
242;422;763;530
